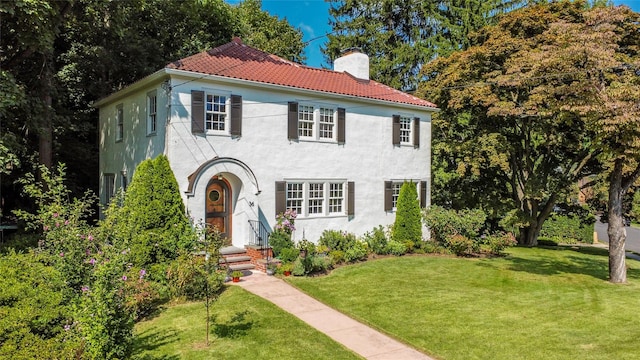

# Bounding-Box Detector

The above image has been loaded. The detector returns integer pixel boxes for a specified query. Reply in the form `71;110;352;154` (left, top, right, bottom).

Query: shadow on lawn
211;310;254;339
131;328;180;360
502;246;610;280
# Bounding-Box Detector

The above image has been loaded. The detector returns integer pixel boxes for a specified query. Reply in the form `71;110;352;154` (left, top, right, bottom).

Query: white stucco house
95;38;437;249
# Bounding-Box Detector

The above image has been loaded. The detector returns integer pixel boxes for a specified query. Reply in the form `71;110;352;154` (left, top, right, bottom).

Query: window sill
297;213;348;220
297;138;338;144
146;132;157;137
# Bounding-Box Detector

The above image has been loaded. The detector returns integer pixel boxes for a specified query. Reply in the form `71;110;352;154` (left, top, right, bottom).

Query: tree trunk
39;56;53;169
607;160;627;283
518;224;539;246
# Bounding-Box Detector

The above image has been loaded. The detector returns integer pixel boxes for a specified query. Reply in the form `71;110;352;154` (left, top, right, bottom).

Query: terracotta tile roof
166;38;437;109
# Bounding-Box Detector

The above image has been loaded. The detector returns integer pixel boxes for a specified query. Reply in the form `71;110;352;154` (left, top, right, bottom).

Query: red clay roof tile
166;39;436;109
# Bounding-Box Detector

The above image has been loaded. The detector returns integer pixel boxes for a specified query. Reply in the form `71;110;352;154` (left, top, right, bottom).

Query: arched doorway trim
185;157;260;197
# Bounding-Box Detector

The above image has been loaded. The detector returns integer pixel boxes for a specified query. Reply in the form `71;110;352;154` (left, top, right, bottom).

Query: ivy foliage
392;181;422;244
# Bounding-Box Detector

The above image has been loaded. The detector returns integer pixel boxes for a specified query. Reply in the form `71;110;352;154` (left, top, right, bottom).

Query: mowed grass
288;247;640;360
132;286;361;360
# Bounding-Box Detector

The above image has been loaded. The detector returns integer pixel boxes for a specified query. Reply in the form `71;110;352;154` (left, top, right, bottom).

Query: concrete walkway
232;271;435;360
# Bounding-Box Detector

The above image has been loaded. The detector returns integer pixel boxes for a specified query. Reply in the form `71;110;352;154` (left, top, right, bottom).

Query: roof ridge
165;39;437;109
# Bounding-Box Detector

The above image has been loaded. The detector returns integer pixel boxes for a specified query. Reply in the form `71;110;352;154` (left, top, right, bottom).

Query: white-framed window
116;104;124;142
286;182;304;215
205;94;227;131
298;105;314;138
298;104;336;141
399;116;412;144
319;107;334;139
103;173;115;205
285;180;347;217
308;183;324;214
147;92;157;135
392;182;403;209
329;183;344;213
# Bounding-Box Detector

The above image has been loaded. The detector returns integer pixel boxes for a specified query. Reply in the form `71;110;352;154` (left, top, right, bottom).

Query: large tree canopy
420;1;640;282
418;1;606;247
0;0;304;219
324;0;528;90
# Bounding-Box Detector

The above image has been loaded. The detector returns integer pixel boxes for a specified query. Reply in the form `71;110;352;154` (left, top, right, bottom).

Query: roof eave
165;68;439;112
92;69;169;108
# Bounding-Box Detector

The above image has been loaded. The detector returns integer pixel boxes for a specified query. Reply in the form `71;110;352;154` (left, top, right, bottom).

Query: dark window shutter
413;117;420;148
230;94;242;136
347;181;355;216
275;181;286;215
337;108;346;144
384;181;393;211
420;181;427;208
392;115;400;145
288;102;298;140
191;90;205;134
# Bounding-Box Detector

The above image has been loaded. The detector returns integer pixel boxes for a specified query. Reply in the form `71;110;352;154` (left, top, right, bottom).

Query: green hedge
540;209;595;244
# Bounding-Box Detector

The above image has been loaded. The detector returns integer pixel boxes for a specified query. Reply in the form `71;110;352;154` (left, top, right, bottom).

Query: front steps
220;245;274;272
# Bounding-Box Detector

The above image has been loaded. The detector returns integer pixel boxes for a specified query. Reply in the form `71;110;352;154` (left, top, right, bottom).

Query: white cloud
299;22;316;39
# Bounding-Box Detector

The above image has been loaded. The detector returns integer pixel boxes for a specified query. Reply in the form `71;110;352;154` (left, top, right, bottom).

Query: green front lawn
289;247;640;360
132;286;360;359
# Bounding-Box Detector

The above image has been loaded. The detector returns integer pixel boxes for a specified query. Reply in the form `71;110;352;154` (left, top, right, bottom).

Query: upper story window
399;116;412;144
298;105;314;138
288;102;345;143
147;92;157;135
392;115;420;148
206;94;227;131
116;104;124;142
191;90;242;136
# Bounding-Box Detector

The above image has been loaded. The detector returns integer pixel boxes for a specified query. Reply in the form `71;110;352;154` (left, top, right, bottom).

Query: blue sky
227;0;640;68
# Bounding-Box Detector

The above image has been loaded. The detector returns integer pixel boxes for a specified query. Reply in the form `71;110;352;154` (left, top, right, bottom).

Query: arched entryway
206;176;232;240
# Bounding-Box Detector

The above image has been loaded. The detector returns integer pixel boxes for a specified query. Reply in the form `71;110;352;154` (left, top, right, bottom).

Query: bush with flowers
269;209;297;257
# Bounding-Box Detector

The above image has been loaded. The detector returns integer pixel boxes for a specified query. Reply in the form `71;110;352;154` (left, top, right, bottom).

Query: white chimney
334;49;369;80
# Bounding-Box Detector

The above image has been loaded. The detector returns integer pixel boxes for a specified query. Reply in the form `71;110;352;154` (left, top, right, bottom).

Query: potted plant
231;270;243;282
266;263;277;276
281;263;294;276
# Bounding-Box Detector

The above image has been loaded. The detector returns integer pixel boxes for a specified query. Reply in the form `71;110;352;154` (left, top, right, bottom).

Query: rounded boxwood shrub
385;240;407;256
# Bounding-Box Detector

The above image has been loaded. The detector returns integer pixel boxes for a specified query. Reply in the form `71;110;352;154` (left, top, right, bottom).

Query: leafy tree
392;181;422;244
529;3;640;282
324;0;528;90
419;1;603;246
233;0;306;63
1;0;305;223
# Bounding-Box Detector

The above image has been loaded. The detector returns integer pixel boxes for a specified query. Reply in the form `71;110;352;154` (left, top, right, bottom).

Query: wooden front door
206;178;231;241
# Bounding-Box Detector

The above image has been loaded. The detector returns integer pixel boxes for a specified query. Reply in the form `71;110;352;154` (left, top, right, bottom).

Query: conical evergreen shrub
392;181;422;246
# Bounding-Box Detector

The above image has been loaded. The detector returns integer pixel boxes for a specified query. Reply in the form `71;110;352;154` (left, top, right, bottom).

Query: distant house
95;38;437;248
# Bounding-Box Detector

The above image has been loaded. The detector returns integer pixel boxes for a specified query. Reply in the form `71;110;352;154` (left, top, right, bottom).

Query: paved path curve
232;271;436;360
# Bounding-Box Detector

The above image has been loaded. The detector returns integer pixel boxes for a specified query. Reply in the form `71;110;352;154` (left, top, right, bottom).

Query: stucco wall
99;73;433;245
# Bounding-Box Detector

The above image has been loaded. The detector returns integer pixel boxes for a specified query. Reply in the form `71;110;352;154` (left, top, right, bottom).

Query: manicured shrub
447;234;477;256
540;205;595;244
269;230;294;257
423;206;487;246
111;155;196;267
292;257;306;276
362;225;389;255
392;181;422;244
344;240;368;262
328;250;345;264
318;229;357;252
278;247;300;263
385;240;408;256
481;232;517;255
